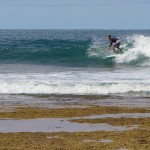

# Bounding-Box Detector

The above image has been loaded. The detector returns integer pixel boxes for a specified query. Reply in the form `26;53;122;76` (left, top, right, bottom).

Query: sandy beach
0;94;150;150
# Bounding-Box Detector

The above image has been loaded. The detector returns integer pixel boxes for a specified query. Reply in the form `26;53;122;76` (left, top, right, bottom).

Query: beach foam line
0;82;150;95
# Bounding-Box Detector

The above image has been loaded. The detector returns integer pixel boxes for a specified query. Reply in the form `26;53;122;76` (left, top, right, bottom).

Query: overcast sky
0;0;150;29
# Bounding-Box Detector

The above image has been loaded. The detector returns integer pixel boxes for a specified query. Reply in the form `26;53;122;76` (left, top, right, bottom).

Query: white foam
115;35;150;63
0;69;149;95
0;79;150;95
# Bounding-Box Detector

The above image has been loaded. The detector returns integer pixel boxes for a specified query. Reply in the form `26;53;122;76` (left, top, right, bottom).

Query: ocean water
0;29;150;97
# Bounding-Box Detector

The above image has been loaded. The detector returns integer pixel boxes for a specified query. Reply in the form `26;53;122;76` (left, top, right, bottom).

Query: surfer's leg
116;45;122;53
112;43;116;53
114;44;122;53
112;46;116;53
118;48;122;53
115;40;122;53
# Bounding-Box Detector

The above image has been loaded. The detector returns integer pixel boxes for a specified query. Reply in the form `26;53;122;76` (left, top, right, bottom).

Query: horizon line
0;28;150;30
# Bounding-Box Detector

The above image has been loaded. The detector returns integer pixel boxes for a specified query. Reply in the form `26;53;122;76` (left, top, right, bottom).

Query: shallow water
0;118;137;133
1;94;150;109
71;113;150;120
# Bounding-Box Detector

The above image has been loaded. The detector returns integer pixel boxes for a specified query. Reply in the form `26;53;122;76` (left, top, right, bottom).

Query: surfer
107;35;122;53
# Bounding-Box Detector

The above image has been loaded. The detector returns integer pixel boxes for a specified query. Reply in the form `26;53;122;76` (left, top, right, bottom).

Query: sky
0;0;150;29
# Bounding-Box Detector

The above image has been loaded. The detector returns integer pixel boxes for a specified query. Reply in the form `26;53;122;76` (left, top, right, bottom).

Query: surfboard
105;54;116;58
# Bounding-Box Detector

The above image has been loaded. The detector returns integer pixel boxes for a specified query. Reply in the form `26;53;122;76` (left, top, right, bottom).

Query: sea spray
115;35;150;64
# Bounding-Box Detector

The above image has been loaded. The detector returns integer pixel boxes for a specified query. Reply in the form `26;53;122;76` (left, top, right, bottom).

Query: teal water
0;29;150;96
0;29;150;67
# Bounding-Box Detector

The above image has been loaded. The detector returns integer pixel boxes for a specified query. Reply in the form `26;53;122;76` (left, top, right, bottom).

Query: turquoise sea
0;29;150;97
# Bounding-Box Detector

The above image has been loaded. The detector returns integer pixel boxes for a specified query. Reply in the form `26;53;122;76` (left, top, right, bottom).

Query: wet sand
0;94;150;149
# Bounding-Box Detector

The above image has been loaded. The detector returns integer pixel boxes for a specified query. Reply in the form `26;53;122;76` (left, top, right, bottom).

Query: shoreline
0;94;150;149
1;94;150;108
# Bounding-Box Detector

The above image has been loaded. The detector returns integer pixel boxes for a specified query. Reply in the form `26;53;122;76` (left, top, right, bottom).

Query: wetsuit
109;38;121;48
109;37;122;53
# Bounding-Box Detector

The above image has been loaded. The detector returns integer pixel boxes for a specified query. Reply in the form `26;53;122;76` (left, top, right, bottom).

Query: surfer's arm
108;41;112;49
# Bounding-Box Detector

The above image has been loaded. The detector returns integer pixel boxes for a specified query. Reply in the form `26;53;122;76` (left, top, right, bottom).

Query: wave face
0;30;150;68
0;30;93;67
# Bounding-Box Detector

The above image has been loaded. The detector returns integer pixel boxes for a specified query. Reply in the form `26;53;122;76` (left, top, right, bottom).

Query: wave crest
115;35;150;64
